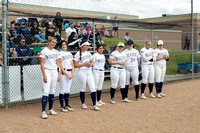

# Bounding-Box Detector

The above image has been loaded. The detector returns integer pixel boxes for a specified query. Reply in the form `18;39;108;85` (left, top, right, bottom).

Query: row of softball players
40;38;106;119
108;40;169;104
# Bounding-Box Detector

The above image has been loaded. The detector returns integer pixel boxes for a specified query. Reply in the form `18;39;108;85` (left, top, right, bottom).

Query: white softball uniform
40;47;61;96
92;53;105;90
109;50;127;88
154;48;169;82
59;50;73;94
124;48;141;85
74;51;96;92
140;47;156;84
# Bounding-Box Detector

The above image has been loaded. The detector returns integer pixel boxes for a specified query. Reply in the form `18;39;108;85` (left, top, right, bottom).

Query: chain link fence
1;1;200;107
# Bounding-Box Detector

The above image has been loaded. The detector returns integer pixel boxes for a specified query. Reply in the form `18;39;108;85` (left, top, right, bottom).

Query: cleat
156;93;162;98
93;105;100;111
41;111;48;119
98;100;106;105
141;93;146;100
48;109;57;115
61;107;68;112
110;98;116;104
160;93;166;97
134;98;139;101
122;98;131;103
96;102;102;107
149;92;156;98
82;103;87;109
65;106;74;111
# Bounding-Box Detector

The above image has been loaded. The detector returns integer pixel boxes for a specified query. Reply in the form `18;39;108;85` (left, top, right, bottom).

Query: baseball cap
157;40;164;45
127;41;134;45
80;41;91;47
49;22;53;25
117;42;125;47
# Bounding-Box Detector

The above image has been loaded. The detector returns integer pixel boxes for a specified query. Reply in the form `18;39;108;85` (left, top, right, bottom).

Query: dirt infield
0;79;200;133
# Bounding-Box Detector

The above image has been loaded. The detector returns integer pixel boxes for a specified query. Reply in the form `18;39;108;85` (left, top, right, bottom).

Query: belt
64;68;72;71
113;66;124;69
94;69;104;71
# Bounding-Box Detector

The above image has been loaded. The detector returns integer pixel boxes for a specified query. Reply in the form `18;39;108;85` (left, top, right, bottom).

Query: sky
8;0;200;18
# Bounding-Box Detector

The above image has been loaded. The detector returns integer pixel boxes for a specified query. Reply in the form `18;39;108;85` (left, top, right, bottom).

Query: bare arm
74;60;89;68
137;58;140;65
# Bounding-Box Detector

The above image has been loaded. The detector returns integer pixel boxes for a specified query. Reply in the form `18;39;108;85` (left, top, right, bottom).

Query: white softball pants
110;67;126;88
78;69;96;93
142;64;154;84
93;70;104;90
60;71;72;94
42;69;58;96
154;63;166;82
126;66;139;85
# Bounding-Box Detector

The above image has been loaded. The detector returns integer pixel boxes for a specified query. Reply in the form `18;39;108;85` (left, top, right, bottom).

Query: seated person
7;35;15;50
124;32;134;45
9;50;20;66
45;22;55;40
9;24;18;38
64;19;70;31
17;22;33;44
65;22;78;49
30;51;40;65
85;23;91;34
100;25;110;38
15;38;32;65
102;44;110;69
30;22;46;43
51;30;61;49
78;25;88;40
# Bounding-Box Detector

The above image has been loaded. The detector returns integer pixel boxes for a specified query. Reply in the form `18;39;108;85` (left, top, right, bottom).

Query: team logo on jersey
46;54;58;59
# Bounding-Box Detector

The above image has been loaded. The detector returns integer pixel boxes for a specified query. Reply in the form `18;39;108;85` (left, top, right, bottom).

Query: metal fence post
2;0;9;108
151;24;154;48
191;0;194;78
93;20;96;53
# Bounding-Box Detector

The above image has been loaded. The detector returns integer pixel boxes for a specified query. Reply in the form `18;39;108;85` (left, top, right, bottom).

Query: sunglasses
21;41;25;43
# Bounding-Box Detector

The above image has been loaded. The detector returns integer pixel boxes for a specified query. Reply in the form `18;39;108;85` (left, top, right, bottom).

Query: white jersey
74;51;92;70
109;50;127;68
40;47;60;70
59;50;73;69
65;27;77;37
154;48;169;65
93;53;105;70
140;47;156;65
124;48;140;68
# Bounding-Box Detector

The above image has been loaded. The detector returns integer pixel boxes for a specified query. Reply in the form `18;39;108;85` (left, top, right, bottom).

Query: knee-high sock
48;94;54;110
110;88;116;99
125;85;129;98
141;83;146;94
120;88;125;99
97;90;102;101
42;96;48;112
91;92;96;106
155;82;160;94
160;82;163;93
64;93;69;107
134;85;139;99
80;92;85;104
59;93;64;108
149;83;153;93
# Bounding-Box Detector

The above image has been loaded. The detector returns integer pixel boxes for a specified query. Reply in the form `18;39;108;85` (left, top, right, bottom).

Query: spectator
9;24;17;38
9;50;20;66
91;25;103;44
45;22;55;40
15;38;32;65
78;25;88;40
53;12;63;36
17;22;33;44
30;51;40;65
102;44;110;69
100;25;110;38
184;33;190;50
51;29;61;49
30;22;46;43
112;16;119;37
74;21;80;33
85;23;91;34
124;32;134;45
64;19;70;31
65;23;78;49
7;36;15;52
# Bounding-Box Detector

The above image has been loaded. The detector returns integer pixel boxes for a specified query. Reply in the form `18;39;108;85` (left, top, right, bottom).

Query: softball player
40;37;61;119
154;40;169;98
124;42;141;101
59;40;75;112
93;44;106;106
109;42;128;104
74;41;100;111
140;40;156;99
